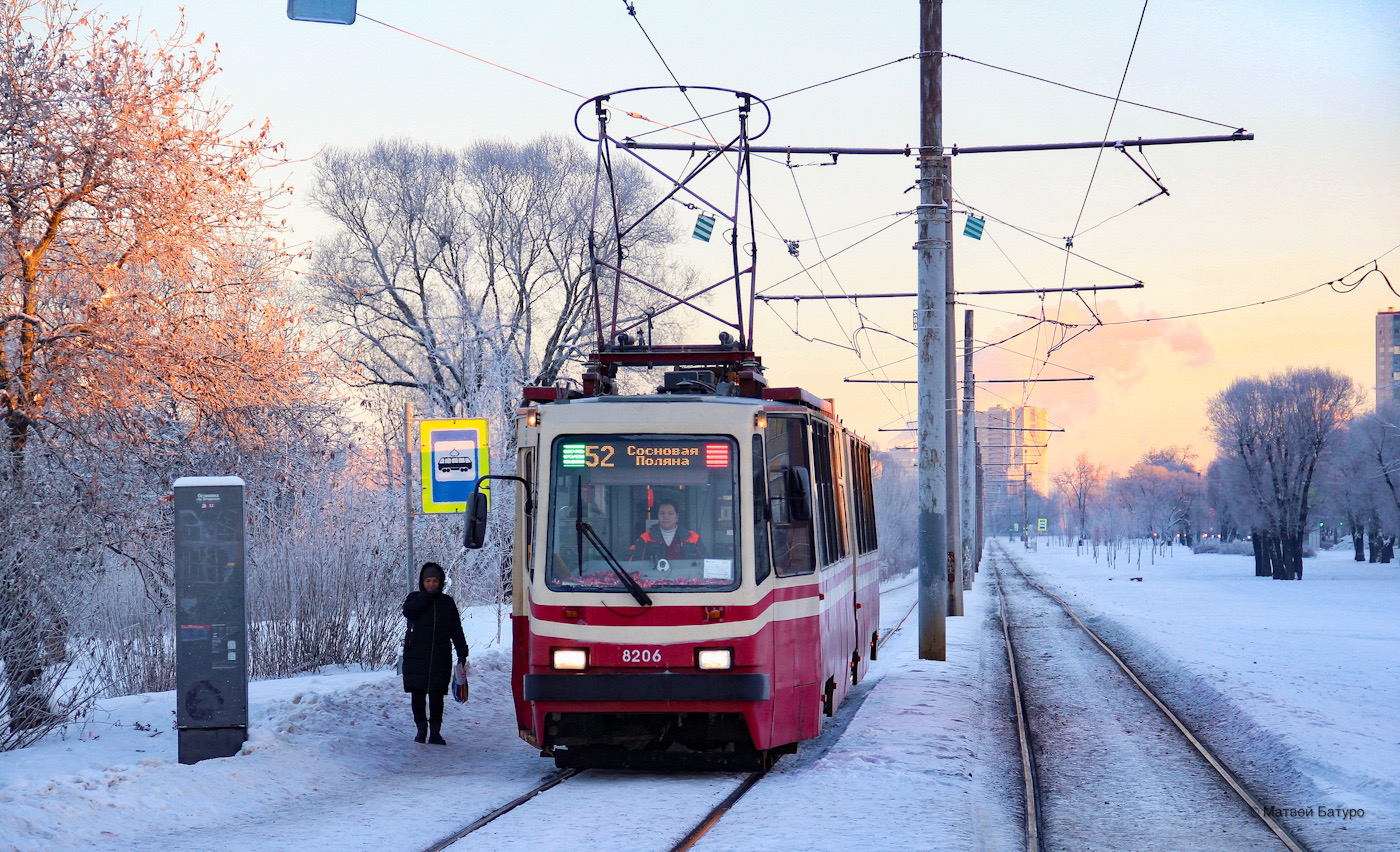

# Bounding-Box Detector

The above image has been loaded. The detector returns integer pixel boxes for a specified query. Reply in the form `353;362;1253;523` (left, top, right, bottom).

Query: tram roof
526;386;837;419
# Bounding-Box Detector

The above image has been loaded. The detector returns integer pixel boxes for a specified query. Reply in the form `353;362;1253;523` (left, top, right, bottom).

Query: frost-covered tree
1206;368;1362;580
1332;409;1400;563
0;0;314;469
1110;457;1202;562
1053;452;1104;545
872;448;916;578
307;134;689;429
0;0;323;742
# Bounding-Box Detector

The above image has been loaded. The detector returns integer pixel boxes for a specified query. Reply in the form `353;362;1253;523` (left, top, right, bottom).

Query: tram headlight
552;648;588;671
697;648;733;670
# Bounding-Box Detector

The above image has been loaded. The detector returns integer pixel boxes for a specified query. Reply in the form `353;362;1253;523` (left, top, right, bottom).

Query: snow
1004;540;1400;851
2;545;1395;851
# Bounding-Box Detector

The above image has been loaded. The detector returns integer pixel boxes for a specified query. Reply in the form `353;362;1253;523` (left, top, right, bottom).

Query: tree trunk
1251;531;1270;577
1;619;56;734
1266;534;1284;580
1351;518;1366;562
1275;533;1302;580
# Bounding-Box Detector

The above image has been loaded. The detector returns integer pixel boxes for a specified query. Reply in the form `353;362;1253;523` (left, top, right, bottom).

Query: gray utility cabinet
173;477;248;765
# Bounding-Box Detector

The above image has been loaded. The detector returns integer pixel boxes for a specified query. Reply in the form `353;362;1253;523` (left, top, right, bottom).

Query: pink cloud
973;299;1213;423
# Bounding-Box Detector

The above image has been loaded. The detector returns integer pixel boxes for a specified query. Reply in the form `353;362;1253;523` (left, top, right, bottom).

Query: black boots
428;726;446;745
414;722;428;743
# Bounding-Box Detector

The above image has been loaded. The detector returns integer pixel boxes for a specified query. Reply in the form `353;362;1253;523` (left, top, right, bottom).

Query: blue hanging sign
693;213;716;242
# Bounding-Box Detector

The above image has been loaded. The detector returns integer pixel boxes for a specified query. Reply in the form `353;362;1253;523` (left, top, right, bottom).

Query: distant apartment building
1377;308;1400;409
976;405;1049;495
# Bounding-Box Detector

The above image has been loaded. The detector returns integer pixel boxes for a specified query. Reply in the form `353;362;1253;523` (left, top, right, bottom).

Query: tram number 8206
621;648;662;664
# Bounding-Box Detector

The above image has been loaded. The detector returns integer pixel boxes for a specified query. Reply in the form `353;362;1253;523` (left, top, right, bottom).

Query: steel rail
671;579;916;852
429;576;918;852
993;541;1310;852
991;553;1045;852
422;768;583;852
879;598;919;651
668;771;767;852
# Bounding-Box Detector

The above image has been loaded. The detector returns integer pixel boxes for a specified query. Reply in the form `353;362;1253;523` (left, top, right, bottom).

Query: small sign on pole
1037;518;1048;532
693;213;716;242
419;419;490;513
963;215;985;240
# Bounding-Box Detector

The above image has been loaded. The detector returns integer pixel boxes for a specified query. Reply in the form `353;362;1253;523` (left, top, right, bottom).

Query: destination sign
559;438;732;470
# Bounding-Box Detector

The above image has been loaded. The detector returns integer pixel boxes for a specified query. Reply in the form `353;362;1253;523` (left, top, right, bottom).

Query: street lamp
287;0;357;25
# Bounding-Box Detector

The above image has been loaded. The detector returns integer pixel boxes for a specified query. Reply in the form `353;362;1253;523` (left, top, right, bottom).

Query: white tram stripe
530;592;834;643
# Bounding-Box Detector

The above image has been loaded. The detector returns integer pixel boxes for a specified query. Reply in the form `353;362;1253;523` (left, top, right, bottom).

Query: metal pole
917;0;949;661
405;400;416;593
945;157;963;617
962;309;977;589
975;444;984;569
1022;470;1030;550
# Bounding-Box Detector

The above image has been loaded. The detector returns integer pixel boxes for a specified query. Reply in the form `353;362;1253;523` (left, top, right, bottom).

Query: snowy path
690;577;1022;852
992;543;1282;851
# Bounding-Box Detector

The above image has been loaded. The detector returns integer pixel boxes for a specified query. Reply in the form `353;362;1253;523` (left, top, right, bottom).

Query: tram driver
628;500;704;564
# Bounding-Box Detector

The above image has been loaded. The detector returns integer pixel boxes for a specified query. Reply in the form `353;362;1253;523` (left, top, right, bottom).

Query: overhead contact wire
942;52;1240;131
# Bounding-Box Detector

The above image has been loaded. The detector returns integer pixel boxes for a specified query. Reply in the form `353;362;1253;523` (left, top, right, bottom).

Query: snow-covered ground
1004;539;1399;851
0;580;1018;852
2;544;1394;850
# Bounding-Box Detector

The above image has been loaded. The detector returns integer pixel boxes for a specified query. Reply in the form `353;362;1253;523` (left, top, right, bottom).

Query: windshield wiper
577;521;652;607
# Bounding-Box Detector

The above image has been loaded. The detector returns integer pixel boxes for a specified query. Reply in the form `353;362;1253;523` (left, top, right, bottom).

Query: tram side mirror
464;490;488;549
786;466;813;524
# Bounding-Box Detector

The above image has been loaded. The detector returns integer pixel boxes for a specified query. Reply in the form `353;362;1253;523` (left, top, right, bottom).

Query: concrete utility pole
917;0;949;660
961;309;977;587
945;158;963;618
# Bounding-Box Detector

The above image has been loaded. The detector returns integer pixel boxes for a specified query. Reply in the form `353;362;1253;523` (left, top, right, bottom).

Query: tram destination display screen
558;439;730;470
547;435;739;592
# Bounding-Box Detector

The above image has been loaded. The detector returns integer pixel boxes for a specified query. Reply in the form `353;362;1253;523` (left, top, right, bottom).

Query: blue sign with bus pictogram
419;419;490;513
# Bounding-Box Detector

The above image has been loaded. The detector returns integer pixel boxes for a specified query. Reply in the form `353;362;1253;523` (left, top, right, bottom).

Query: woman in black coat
402;562;469;744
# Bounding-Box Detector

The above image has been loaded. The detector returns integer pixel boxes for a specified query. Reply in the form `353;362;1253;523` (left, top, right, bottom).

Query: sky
90;0;1400;475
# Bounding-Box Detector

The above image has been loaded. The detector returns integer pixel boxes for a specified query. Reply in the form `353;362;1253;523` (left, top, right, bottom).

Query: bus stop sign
419;419;490;513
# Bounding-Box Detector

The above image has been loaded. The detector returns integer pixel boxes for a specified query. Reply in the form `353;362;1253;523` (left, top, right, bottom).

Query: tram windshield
546;435;740;593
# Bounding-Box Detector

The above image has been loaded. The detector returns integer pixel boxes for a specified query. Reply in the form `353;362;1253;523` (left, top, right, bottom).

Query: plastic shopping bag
450;660;469;704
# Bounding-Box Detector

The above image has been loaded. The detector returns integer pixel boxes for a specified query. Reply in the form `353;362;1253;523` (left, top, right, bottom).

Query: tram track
422;579;919;852
668;581;918;849
989;540;1308;852
423;768;583;851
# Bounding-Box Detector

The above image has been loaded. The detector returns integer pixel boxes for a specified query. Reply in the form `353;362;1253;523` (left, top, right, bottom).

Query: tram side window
848;438;863;554
862;443;879;551
753;435;772;584
852;440;877;555
811;421;847;567
765;416;815;576
831;428;849;560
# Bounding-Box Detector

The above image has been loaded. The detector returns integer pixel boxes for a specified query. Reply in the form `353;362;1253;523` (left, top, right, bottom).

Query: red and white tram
474;346;881;770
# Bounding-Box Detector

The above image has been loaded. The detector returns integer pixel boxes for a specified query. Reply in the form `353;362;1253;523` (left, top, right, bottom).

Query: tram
469;344;881;769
